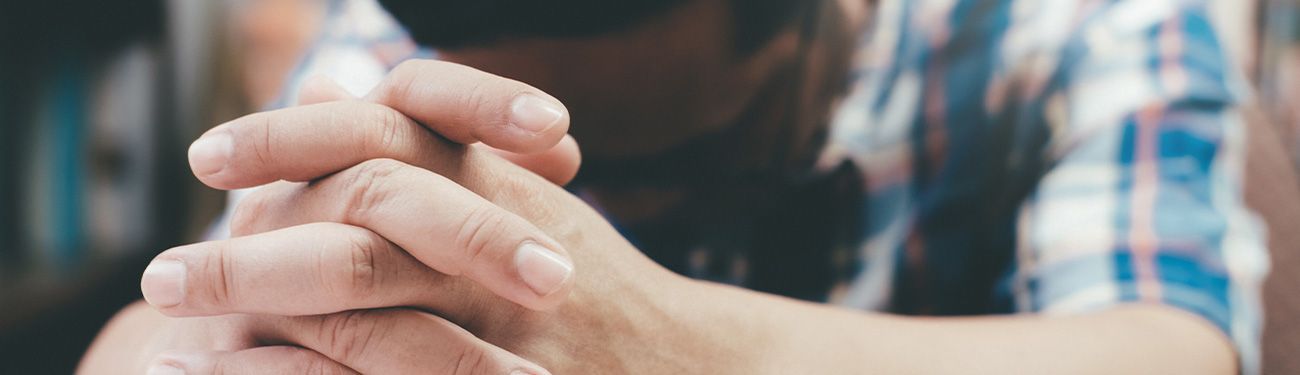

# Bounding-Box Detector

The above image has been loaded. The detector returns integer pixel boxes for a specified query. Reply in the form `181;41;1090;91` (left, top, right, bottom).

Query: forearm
671;279;1236;374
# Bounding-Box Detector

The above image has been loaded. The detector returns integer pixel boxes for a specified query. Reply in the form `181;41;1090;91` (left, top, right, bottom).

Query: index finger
366;59;570;154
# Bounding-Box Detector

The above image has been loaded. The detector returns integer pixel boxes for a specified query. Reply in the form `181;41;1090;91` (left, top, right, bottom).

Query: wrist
533;251;772;373
657;278;886;374
645;277;784;373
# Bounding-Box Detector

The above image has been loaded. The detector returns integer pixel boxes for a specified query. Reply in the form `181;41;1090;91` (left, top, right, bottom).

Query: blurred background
0;0;1296;373
0;0;326;372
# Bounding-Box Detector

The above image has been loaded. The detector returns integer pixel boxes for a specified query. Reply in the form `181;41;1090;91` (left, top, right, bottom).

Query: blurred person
230;0;330;107
81;0;1270;374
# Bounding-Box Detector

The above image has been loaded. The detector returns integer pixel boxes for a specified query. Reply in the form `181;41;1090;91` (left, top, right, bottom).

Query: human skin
82;64;1234;374
80;0;1236;373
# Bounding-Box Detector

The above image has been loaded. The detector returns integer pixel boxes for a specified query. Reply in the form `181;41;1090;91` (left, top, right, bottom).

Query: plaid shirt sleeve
1010;1;1269;372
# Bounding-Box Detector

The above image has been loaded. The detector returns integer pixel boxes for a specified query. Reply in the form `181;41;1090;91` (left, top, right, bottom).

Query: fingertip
508;93;569;135
558;133;580;155
496;92;570;154
140;244;220;317
552;135;582;184
297;74;355;105
512;241;575;311
188;130;233;179
140;258;187;310
479;134;581;185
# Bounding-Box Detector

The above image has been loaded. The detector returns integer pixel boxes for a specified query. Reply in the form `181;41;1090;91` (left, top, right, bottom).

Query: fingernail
514;242;573;297
188;130;233;176
141;260;187;308
509;93;566;133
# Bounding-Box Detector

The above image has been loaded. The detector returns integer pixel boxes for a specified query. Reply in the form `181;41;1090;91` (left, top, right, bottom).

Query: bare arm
85;59;1241;374
671;279;1235;374
84;283;1234;375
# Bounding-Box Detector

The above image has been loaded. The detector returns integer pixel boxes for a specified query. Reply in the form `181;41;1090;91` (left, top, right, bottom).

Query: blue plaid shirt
829;1;1268;372
229;0;1269;372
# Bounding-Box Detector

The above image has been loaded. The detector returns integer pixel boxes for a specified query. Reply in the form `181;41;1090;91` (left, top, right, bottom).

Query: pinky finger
147;347;357;375
477;134;582;186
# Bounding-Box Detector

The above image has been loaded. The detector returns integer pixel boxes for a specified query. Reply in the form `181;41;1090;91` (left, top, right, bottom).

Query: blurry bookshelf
0;0;238;372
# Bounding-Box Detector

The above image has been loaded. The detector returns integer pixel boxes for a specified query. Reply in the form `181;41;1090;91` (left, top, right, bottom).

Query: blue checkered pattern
828;0;1267;372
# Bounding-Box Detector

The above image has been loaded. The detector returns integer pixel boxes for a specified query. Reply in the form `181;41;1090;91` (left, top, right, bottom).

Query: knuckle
228;182;303;236
473;166;553;215
201;244;240;308
389;60;425;81
453;205;509;273
229;191;273;236
236;111;277;168
304;362;344;375
493;170;541;201
459;80;494;125
341;159;405;222
209;356;235;375
294;350;347;375
325;228;383;301
450;344;493;375
359;104;407;156
381;60;426;102
317;310;385;364
302;360;328;375
296;353;326;375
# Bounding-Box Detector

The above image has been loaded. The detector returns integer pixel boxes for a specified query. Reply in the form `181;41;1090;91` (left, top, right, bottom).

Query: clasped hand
89;60;697;375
